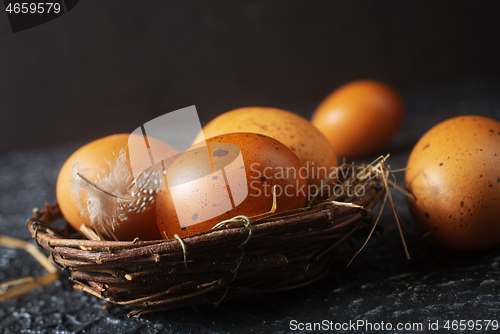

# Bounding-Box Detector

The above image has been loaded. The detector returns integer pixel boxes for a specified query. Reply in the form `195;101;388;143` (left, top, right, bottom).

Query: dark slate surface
1;79;500;333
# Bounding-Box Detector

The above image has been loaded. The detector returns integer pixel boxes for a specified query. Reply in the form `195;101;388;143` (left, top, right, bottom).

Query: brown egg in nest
193;107;338;191
157;132;308;238
406;115;500;251
56;134;177;241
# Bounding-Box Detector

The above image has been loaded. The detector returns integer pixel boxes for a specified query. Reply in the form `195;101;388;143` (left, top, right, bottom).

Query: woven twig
27;174;385;317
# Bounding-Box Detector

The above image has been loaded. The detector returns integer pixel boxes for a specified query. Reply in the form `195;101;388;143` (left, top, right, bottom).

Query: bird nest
26;158;399;317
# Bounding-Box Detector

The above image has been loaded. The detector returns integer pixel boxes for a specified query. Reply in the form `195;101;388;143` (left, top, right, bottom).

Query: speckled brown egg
193;107;338;190
157;132;308;238
405;115;500;251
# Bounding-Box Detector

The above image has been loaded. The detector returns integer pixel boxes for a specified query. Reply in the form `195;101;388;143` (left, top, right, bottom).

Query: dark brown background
1;0;499;152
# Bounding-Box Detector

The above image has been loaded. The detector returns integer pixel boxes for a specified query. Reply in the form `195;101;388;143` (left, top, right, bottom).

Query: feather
69;149;164;238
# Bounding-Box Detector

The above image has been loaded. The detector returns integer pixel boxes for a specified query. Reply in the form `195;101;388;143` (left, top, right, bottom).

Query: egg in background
157;132;308;238
56;133;177;241
194;107;338;190
311;80;403;159
405;115;500;251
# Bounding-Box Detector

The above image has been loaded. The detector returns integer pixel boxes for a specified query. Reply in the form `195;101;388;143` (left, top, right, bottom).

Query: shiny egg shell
312;80;403;159
157;132;308;238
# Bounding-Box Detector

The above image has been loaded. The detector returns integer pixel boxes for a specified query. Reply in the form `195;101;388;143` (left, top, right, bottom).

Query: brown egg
157;132;308;238
193;107;338;190
311;80;403;159
56;134;177;241
405;115;500;251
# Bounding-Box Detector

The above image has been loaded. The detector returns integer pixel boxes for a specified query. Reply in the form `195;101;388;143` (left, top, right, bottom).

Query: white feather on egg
70;149;140;238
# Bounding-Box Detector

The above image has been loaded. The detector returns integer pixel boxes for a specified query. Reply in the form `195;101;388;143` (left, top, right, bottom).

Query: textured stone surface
1;79;500;333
